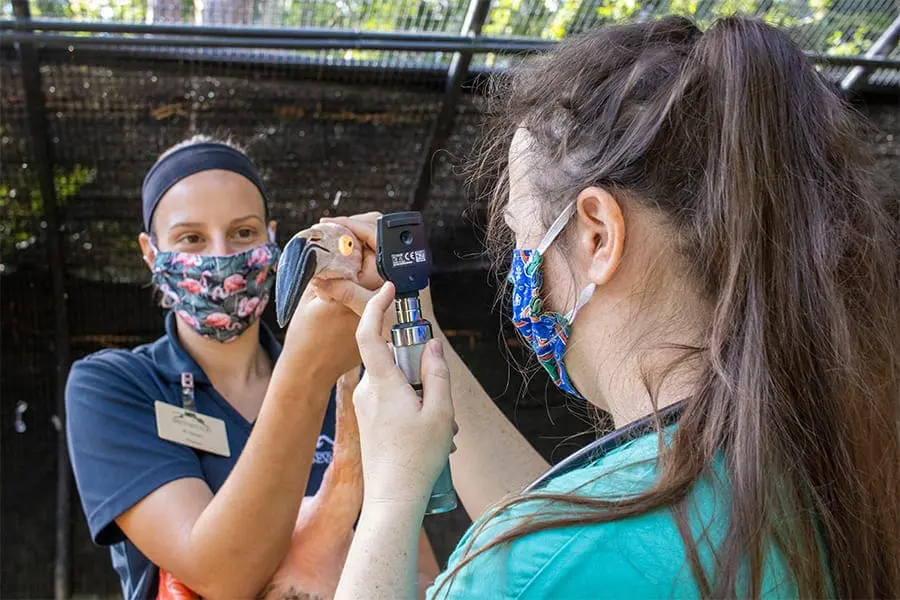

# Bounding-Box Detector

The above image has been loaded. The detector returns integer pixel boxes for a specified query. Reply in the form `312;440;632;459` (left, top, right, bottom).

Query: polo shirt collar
152;311;283;385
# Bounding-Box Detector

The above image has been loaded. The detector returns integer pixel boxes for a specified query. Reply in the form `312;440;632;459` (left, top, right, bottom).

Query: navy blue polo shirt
65;311;336;600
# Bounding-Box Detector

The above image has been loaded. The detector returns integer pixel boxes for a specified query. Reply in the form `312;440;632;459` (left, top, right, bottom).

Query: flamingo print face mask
150;236;281;343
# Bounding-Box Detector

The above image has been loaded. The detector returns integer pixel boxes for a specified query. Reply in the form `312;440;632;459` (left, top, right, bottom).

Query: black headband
141;142;270;232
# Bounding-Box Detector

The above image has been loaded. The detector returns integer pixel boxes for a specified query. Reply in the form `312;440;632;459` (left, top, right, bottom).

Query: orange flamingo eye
338;235;354;256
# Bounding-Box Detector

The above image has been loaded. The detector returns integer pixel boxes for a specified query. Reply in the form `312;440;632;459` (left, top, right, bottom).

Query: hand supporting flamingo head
275;222;362;328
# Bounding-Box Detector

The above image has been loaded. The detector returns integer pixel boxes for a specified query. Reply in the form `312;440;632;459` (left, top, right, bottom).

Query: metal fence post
409;0;493;212
840;14;900;92
11;1;73;598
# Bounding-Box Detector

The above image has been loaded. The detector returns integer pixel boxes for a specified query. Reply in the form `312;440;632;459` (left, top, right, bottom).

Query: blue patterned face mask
150;230;281;343
507;202;595;399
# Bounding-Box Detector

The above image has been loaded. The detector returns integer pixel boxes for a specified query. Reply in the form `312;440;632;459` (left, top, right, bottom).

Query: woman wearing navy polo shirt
65;136;438;600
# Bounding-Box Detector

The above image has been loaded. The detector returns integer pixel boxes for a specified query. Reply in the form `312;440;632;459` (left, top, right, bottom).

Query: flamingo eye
338;235;354;256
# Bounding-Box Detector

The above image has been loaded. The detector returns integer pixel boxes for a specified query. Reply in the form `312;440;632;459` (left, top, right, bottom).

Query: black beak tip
274;236;305;329
275;303;290;329
273;234;318;329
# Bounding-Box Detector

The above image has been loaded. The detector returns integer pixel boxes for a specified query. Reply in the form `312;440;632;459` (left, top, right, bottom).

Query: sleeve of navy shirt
66;350;205;546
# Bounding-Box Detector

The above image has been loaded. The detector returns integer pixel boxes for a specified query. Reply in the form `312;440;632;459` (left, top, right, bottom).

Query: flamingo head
275;222;362;328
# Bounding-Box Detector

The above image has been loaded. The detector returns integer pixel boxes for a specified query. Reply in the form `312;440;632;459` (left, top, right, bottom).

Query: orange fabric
158;569;200;600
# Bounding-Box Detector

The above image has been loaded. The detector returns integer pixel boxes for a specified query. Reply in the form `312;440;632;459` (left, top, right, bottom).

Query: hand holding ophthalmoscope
351;281;457;510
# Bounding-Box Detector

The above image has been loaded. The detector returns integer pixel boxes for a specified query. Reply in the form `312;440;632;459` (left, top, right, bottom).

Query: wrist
360;496;428;525
279;332;340;382
268;352;334;408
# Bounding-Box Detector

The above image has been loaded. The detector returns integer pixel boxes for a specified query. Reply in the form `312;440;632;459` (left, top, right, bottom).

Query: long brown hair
444;15;900;599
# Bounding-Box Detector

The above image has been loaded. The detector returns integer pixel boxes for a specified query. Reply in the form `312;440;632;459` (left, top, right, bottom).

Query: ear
137;232;155;271
575;186;625;286
268;219;278;239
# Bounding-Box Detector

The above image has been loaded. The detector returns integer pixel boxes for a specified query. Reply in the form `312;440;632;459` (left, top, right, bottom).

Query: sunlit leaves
826;27;873;55
669;0;700;17
544;0;583;39
595;0;640;22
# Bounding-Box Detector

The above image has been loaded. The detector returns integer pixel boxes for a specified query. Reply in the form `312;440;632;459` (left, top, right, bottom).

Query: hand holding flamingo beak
275;222;363;328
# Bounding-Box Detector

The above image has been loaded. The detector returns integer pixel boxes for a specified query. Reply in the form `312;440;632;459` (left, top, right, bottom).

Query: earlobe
576;187;625;286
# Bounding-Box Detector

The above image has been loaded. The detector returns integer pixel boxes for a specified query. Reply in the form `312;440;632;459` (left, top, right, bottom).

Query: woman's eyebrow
230;214;265;225
169;221;204;230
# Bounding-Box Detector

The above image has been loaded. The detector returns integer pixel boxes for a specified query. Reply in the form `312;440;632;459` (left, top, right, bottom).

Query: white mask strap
536;201;576;255
267;226;276;244
566;283;596;322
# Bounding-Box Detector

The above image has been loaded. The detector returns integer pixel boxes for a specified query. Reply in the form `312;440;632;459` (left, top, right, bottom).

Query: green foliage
481;0;520;36
712;0;758;17
55;165;96;200
658;0;890;56
482;0;585;39
30;0;148;19
595;0;641;23
0;165;95;275
826;26;873;55
280;0;464;31
669;0;700;17
545;0;584;39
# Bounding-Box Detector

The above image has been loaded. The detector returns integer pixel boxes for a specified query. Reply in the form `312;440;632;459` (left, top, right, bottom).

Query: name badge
155;401;231;457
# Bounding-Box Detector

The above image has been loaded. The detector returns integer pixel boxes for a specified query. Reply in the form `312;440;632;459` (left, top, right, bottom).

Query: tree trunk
149;0;185;23
202;0;254;25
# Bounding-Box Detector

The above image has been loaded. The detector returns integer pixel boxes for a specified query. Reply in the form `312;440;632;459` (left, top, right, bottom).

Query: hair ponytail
678;17;900;597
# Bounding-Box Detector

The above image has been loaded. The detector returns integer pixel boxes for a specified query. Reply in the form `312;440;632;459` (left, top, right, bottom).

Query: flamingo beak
275;232;331;328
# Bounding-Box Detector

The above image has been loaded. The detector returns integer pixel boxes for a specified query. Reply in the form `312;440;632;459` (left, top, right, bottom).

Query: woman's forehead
153;170;266;230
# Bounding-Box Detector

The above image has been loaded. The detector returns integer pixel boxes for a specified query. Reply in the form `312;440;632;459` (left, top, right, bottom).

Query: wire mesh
37;54;450;283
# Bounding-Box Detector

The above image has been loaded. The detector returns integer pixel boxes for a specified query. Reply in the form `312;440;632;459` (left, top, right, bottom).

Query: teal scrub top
427;427;800;599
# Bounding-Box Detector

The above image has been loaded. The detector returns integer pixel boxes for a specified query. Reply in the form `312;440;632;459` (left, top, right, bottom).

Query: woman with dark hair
65;135;440;600
317;15;900;599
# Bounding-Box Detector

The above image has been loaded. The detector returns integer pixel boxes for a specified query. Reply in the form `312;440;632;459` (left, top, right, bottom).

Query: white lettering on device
390;250;427;268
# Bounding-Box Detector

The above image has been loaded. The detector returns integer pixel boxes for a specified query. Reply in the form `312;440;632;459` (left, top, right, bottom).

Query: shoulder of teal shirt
427;426;801;600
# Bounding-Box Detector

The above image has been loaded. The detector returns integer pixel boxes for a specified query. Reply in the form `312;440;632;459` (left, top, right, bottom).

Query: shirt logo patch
314;434;334;465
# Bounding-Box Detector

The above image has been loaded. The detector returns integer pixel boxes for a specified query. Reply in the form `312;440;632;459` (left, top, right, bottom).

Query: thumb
313;279;374;317
421;339;453;422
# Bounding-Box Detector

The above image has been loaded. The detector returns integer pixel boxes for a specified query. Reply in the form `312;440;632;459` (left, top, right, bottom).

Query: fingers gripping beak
275;234;330;328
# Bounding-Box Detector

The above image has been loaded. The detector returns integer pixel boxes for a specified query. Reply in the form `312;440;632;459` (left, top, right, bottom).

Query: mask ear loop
535;201;595;323
536;201;576;255
565;282;596;323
